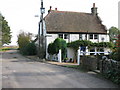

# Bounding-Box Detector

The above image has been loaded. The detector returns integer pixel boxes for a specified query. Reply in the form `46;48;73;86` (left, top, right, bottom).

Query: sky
0;0;119;45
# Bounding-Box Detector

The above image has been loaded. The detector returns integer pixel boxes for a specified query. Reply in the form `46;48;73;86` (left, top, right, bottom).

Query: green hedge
48;38;67;60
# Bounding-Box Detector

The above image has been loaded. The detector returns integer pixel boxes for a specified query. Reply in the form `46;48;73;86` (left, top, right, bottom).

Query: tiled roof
45;10;107;34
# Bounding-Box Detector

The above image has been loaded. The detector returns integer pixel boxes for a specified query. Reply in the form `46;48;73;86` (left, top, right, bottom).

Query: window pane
90;48;95;55
89;34;93;39
59;34;63;38
64;34;68;39
94;34;98;39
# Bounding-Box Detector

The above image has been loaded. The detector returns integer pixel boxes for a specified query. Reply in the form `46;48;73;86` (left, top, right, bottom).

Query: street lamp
38;0;46;59
41;8;45;14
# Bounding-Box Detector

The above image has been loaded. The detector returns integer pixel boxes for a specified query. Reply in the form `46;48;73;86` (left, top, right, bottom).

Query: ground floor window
90;48;95;55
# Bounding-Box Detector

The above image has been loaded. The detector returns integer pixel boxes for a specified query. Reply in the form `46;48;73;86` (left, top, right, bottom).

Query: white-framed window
64;34;68;39
94;34;98;39
89;34;99;40
58;34;69;39
79;34;82;40
89;34;93;39
59;34;63;38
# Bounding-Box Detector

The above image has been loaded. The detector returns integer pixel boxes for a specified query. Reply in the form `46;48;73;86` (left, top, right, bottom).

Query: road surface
1;50;119;88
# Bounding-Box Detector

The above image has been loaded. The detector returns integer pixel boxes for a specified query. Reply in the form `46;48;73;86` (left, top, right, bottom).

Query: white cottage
38;3;110;61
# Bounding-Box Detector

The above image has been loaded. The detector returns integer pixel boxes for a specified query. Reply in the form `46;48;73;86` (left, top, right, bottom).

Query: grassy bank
0;46;18;51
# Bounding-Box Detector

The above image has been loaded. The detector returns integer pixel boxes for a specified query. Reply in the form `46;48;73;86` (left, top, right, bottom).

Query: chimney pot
93;3;95;7
50;6;52;10
55;8;57;10
48;6;52;14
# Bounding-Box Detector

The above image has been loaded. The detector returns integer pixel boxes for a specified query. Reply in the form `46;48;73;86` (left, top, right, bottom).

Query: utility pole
41;0;44;36
38;0;45;59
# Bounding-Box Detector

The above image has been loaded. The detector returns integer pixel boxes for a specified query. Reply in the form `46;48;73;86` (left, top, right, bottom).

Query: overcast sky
0;0;119;45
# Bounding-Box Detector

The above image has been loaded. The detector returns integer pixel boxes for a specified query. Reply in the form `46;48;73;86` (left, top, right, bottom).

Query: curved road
1;50;119;88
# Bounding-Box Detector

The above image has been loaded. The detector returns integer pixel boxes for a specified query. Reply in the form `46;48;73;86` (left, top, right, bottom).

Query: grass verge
64;65;88;72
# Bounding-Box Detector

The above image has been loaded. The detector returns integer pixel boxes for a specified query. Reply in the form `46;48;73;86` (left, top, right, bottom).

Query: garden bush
20;42;37;55
48;38;67;60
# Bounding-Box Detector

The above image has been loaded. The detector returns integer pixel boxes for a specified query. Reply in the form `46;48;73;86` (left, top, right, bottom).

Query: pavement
1;50;119;88
26;55;78;66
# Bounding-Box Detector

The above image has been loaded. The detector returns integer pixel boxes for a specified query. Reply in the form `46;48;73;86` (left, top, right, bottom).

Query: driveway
1;50;119;88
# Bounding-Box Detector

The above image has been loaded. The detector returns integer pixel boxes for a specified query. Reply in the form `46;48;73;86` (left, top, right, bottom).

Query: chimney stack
91;3;98;16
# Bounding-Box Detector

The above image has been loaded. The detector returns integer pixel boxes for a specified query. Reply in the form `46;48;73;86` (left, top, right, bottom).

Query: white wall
46;33;110;60
70;34;79;42
46;34;58;46
46;33;110;45
99;34;109;42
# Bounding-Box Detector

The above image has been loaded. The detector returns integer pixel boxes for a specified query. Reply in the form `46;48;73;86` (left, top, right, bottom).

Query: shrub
109;34;120;61
17;31;31;49
20;42;37;55
25;42;37;55
17;31;37;56
48;43;57;55
48;38;67;60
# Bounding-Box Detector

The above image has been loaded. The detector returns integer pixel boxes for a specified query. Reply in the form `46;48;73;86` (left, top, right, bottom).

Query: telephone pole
38;0;46;59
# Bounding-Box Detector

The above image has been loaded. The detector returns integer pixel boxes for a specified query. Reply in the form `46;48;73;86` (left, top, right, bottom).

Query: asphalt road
1;50;119;88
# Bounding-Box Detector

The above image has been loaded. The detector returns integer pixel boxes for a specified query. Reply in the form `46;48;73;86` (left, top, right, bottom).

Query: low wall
99;59;120;84
99;59;120;74
81;56;98;71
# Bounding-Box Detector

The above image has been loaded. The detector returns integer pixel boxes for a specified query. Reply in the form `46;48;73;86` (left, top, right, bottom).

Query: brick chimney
91;3;98;16
48;6;52;13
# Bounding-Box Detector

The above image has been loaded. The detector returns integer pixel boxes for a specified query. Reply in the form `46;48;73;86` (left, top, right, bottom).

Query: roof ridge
44;10;92;19
50;10;91;14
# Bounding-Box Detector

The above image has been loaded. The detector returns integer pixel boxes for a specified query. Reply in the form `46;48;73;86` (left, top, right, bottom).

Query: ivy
67;40;92;51
67;40;113;50
104;69;120;85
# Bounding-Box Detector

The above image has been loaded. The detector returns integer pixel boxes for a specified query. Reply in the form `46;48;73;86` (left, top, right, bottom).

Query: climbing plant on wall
67;40;113;50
